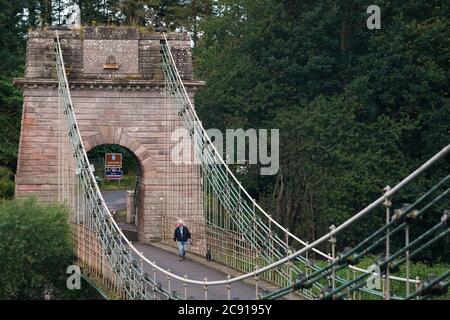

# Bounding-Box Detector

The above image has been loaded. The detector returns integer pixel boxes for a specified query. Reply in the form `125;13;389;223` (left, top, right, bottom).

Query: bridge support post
254;265;259;299
203;277;208;300
329;225;337;297
268;217;273;282
152;262;157;300
383;186;392;300
415;276;421;300
226;275;231;300
167;269;171;296
285;230;293;300
305;241;309;277
184;274;188;299
405;223;410;296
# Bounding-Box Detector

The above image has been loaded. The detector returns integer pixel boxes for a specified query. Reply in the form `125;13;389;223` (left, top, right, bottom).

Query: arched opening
87;144;143;241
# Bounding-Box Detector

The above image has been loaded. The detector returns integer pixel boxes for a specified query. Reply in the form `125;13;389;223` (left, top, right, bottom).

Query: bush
356;255;450;300
0;167;14;199
0;199;74;299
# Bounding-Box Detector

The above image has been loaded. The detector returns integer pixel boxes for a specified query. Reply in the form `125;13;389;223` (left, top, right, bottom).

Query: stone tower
14;27;205;252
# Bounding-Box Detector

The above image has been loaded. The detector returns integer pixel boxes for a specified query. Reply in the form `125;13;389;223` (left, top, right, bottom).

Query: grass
355;256;450;300
112;209;128;223
115;209;127;218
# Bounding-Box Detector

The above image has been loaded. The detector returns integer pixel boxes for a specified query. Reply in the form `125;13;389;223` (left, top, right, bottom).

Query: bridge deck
134;242;265;300
102;190;294;300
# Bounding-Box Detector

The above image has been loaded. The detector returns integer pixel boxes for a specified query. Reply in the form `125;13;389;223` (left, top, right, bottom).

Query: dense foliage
193;0;450;259
0;199;98;299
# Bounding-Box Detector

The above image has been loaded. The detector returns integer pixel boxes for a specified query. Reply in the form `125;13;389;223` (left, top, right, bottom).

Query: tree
69;0;120;25
0;199;102;299
39;0;53;25
0;199;73;299
194;0;449;260
119;0;151;25
175;0;213;47
0;167;14;199
0;0;28;178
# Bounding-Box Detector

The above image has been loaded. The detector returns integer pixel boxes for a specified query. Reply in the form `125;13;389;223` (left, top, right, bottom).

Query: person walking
173;219;191;261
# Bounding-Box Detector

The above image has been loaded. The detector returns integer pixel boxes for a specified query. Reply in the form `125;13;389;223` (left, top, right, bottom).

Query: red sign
105;153;122;168
105;153;123;180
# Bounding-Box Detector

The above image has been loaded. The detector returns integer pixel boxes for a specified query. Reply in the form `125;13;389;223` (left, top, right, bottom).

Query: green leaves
194;0;449;261
0;199;73;299
0;76;22;167
0;167;14;199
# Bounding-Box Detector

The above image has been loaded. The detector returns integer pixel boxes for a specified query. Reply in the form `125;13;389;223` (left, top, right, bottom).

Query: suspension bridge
13;27;449;300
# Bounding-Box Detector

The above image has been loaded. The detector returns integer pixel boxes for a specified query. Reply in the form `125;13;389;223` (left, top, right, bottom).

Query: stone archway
84;128;150;238
84;126;154;176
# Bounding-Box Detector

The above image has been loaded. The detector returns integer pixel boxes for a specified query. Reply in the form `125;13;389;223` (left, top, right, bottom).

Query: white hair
177;219;184;225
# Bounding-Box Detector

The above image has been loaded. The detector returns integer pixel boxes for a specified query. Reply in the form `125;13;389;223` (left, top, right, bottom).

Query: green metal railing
261;159;450;300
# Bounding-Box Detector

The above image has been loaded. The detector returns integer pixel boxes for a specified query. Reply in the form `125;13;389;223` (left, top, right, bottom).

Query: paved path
101;190;128;212
101;189;282;300
133;242;265;300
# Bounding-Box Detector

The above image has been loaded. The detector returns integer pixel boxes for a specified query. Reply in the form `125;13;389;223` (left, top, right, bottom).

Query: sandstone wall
15;27;205;252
